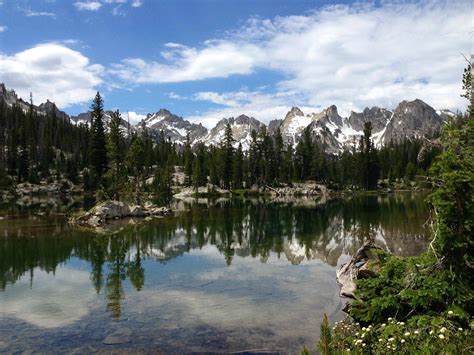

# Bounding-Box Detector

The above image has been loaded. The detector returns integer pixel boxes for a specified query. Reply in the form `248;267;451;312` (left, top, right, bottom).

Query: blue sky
0;0;471;126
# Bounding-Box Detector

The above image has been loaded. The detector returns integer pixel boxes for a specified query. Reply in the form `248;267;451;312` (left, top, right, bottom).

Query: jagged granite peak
71;111;135;135
141;109;208;145
37;100;69;121
0;83;70;121
201;114;266;150
285;106;305;120
382;99;444;144
279;107;315;144
346;107;392;133
268;119;283;135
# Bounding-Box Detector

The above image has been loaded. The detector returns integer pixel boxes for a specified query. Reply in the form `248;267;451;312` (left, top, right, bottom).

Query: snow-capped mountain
272;99;445;153
0;82;451;154
71;111;135;136
139;109;207;145
199;114;266;150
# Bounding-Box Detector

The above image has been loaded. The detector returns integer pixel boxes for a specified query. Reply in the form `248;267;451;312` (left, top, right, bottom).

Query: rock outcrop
70;200;172;228
336;242;384;299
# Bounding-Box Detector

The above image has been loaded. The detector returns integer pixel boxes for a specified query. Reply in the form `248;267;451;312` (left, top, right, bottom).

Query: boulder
336;242;384;299
93;201;130;220
130;205;147;217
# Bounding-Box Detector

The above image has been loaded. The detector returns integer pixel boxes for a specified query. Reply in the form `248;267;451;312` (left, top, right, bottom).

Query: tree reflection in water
0;193;430;320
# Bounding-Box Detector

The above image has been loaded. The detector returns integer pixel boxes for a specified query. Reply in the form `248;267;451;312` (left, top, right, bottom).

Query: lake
0;193;430;353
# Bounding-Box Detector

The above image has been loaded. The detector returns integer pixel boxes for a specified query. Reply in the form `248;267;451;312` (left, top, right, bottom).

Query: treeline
0;92;440;198
185;120;439;191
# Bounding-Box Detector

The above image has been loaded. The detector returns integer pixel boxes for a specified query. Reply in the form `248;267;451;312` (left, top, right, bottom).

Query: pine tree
183;133;193;187
89;92;108;182
126;136;144;204
107;110;124;199
221;122;234;189
233;143;244;189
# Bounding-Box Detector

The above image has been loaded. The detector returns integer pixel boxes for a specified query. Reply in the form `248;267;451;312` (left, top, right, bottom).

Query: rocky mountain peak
285;106;304;120
382;99;443;144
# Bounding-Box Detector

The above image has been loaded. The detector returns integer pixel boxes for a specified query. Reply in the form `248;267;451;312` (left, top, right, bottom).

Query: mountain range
1;83;453;154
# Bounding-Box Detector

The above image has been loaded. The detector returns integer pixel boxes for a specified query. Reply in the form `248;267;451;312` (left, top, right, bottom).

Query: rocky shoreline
69;200;172;228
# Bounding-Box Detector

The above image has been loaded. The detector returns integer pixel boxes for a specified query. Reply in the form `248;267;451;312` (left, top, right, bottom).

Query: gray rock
93;200;130;220
130;205;147;217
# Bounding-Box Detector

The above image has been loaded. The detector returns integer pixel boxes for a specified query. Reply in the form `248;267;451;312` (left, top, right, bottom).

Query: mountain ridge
0;82;452;153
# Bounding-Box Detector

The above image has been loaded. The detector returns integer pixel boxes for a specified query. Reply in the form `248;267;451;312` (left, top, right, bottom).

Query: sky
0;0;472;127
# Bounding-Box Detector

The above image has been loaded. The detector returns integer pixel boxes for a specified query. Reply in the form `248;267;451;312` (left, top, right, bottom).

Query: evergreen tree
221;122;234;189
107;110;125;199
126;136;144;204
89;92;108;182
183;133;193;187
233;143;244;189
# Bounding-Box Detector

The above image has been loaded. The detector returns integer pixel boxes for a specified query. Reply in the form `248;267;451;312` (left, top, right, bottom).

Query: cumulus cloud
131;0;142;7
110;41;262;83
0;25;6;32
0;43;103;108
110;0;471;116
74;1;102;11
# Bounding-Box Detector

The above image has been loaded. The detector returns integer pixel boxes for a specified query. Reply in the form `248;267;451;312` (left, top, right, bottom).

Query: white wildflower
448;311;453;315
440;327;447;334
381;323;386;327
401;339;406;343
429;330;434;335
458;327;463;331
414;330;419;335
439;334;445;340
404;332;410;337
388;337;395;342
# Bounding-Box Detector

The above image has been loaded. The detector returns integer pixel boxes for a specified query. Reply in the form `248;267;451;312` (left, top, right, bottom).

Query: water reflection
0;193;430;352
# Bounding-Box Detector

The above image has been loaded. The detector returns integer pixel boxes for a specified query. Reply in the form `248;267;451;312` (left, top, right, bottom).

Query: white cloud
168;92;185;100
110;0;471;115
0;268;98;328
0;25;6;32
127;111;146;124
24;9;56;17
73;1;102;11
110;41;262;83
189;89;318;128
0;43;103;108
131;0;142;7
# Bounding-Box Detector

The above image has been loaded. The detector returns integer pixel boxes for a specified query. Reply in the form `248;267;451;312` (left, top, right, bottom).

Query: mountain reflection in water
0;193;430;353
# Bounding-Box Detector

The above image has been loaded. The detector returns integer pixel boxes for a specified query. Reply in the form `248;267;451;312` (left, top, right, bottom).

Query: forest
0;92;442;201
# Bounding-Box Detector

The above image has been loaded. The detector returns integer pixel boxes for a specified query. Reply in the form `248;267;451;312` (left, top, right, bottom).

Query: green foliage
309;315;473;355
429;115;474;273
89;92;108;182
309;64;474;354
317;313;333;355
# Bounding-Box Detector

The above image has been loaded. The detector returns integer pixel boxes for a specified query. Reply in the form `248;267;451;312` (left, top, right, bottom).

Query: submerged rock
336;242;384;299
